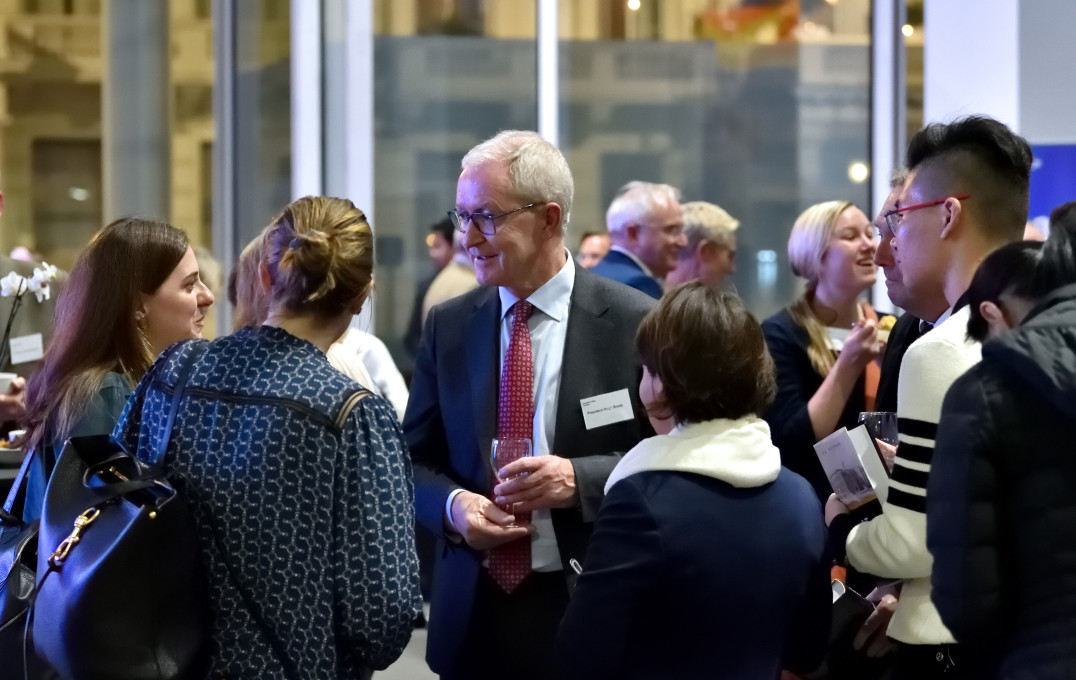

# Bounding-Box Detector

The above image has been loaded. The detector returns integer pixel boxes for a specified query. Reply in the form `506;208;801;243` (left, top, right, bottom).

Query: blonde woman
230;229;409;418
761;200;883;501
116;197;420;676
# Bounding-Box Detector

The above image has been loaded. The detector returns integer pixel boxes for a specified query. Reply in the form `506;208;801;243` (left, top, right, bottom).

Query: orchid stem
0;279;27;369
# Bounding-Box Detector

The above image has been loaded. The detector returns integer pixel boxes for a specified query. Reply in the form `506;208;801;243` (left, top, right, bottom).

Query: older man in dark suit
590;181;686;299
404;130;655;680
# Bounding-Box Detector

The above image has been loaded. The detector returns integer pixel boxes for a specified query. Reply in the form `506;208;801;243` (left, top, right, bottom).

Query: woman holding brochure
557;283;831;680
762;200;886;501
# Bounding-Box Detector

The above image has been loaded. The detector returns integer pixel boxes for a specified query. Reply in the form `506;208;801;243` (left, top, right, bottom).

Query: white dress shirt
444;252;576;571
494;252;575;571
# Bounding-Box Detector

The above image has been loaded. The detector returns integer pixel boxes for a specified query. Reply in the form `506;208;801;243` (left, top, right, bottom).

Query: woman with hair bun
762;200;884;501
114;196;421;678
229;227;410;419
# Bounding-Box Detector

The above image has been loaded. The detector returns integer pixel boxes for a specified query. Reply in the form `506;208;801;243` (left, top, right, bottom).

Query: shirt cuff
444;488;466;536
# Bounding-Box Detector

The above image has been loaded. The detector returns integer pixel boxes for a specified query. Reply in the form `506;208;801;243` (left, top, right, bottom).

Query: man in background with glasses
827;115;1032;680
590;180;686;298
404;130;655;680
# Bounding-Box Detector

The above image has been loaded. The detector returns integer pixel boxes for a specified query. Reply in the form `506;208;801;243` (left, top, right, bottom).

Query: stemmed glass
859;411;899;472
490;437;532;528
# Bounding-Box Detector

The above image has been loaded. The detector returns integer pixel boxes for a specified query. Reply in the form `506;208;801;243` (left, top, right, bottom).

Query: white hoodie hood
604;416;782;494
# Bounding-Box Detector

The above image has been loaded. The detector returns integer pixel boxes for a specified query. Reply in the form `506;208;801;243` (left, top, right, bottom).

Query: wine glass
859;411;899;471
858;411;898;445
490;437;532;527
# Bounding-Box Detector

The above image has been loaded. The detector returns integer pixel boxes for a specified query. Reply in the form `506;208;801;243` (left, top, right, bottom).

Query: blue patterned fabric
114;326;420;679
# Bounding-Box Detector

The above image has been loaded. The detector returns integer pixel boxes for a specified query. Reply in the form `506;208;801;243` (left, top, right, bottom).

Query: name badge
580;389;634;430
9;333;44;365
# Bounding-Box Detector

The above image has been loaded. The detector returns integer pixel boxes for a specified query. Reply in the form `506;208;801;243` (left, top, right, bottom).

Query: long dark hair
22;217;189;453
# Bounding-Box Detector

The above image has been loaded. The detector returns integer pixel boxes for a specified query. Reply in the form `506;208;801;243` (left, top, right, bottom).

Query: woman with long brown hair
20;216;215;520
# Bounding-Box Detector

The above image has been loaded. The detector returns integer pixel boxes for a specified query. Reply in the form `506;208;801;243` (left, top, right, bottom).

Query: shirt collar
499;249;575;323
609;244;656;278
933;304;956;327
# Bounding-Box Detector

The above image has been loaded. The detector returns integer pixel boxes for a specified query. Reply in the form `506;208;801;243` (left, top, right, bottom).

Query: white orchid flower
26;276;50;302
33;262;58;282
0;271;27;298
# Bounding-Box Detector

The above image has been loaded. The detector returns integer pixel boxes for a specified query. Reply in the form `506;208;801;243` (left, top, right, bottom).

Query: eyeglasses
448;203;537;237
883;193;970;233
643;222;685;238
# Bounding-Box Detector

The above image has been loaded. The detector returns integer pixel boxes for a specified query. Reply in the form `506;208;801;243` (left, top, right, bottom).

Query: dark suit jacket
589;249;663;299
557;469;831;680
875;312;921;413
761;308;866;501
403;263;655;673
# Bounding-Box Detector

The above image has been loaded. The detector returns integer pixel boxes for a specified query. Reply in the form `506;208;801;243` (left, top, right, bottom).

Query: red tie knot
512;300;534;326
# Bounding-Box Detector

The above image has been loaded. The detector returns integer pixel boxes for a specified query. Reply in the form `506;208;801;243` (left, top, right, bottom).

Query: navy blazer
404;263;655;673
557;468;831;680
762;309;866;501
589;249;664;299
875;312;921;412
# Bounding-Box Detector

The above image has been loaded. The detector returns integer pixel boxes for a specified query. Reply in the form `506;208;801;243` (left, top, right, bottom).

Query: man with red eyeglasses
826;115;1032;680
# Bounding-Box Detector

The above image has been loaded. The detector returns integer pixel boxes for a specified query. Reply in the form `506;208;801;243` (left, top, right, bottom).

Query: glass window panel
0;2;216;277
905;0;924;142
559;0;873;321
232;0;291;249
373;0;538;374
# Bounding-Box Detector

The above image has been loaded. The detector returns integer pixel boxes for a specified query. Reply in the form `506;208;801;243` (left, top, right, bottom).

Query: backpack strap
0;447;34;521
153;340;208;467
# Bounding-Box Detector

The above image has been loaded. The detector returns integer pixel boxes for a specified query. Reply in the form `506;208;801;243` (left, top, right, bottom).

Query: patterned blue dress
114;326;420;679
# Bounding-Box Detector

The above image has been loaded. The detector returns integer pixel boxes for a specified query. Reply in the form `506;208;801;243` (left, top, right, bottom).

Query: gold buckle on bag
48;507;101;569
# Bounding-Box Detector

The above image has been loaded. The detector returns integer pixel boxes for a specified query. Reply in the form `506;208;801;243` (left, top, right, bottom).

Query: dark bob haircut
635;282;776;424
966;240;1042;342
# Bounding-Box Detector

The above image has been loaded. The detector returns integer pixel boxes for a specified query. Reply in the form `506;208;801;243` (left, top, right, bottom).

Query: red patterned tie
489;300;534;593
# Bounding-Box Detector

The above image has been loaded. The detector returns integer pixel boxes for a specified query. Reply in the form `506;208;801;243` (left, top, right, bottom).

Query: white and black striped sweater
845;305;981;645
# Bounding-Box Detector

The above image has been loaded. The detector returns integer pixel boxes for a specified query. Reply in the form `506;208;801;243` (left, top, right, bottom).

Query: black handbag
805;581;895;680
32;342;210;680
0;448;45;679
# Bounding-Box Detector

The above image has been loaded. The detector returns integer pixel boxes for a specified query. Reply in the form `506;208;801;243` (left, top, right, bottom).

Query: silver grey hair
606;181;682;234
680;201;739;255
461;130;574;233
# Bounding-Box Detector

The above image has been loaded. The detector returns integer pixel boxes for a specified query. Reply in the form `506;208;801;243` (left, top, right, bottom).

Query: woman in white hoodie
556;283;831;680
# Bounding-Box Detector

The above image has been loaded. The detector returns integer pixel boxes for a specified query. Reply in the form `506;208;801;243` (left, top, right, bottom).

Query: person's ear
540;202;562;238
0;191;6;218
979;300;1007;328
939;196;964;239
348;286;371;315
258;261;272;293
696;239;715;262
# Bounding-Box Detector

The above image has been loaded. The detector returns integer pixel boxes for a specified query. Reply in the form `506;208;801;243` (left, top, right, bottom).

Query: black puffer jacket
928;283;1076;679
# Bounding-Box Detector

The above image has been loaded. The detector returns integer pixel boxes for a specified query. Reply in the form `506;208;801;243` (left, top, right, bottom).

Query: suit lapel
552;267;613;458
466;288;500;484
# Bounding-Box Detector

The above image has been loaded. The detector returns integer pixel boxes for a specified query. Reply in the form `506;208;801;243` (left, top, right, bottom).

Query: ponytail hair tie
289;237;303;249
